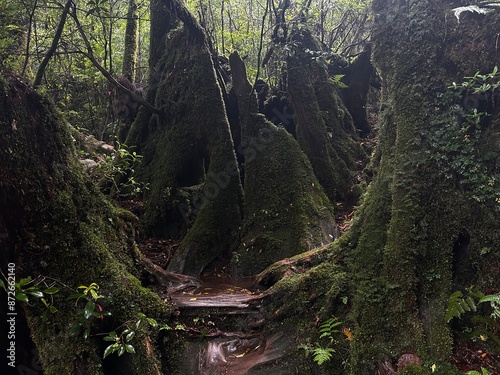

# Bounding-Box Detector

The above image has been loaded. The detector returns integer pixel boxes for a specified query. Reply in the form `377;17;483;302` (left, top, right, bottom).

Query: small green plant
446;289;500;347
446;290;500;323
103;312;157;358
0;273;60;322
1;275;174;359
68;283;112;339
299;317;343;366
466;367;491;375
97;141;148;199
428;66;500;206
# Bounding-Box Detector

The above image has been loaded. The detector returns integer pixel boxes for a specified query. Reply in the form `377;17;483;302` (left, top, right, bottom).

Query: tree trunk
228;51;338;277
33;0;72;87
286;29;367;202
122;0;139;82
0;73;177;374
349;1;500;372
125;1;243;277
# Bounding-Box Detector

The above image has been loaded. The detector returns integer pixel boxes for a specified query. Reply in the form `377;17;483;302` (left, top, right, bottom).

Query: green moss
286;30;366;202
228;51;338;277
349;1;500;373
126;25;243;276
0;74;176;374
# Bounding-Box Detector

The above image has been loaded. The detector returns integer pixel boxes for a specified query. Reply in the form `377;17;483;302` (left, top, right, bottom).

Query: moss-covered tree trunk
125;0;243;277
0;74;177;374
122;0;139;82
286;29;366;202
228;51;338;276
349;1;500;372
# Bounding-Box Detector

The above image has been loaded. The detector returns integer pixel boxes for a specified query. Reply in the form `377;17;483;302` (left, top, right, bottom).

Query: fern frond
312;347;335;365
446;291;477;323
318;317;342;340
479;293;500;319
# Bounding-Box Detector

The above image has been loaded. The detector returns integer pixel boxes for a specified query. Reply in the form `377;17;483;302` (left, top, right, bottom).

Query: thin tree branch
33;0;73;87
68;4;161;116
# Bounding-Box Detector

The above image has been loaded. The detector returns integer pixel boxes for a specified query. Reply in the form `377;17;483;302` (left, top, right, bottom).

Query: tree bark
0;73;176;374
122;0;139;82
349;1;500;372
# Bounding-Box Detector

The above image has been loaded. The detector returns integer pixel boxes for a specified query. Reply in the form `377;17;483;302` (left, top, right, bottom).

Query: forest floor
121;198;500;375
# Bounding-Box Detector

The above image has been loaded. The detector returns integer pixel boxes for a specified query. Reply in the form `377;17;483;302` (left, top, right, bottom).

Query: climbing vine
427;66;500;206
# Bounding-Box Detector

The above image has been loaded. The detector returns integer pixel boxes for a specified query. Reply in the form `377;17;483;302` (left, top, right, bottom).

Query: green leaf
103;344;116;358
159;324;173;331
68;293;86;300
125;331;135;342
16;291;29;302
103;336;116;342
84;300;95;319
83;328;90;340
49;306;58;314
118;345;125;356
28;290;44;298
124;344;135;354
0;279;6;291
312;347;335;365
44;287;60;295
17;276;32;287
146;317;158;328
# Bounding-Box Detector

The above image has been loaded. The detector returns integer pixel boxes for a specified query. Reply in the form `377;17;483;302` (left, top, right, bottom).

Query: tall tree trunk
349;1;500;372
126;0;243;277
122;0;139;82
0;73;176;374
229;51;338;276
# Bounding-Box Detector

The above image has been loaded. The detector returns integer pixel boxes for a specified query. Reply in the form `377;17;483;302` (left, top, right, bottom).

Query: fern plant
445;290;477;323
446;290;500;322
299;317;343;366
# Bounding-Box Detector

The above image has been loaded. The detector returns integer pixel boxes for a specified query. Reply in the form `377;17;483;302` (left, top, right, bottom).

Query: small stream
168;278;294;375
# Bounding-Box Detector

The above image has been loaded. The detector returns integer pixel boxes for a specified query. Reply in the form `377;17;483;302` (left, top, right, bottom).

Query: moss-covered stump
228;51;337;277
126;12;243;276
348;1;500;373
286;29;367;202
0;73;178;374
